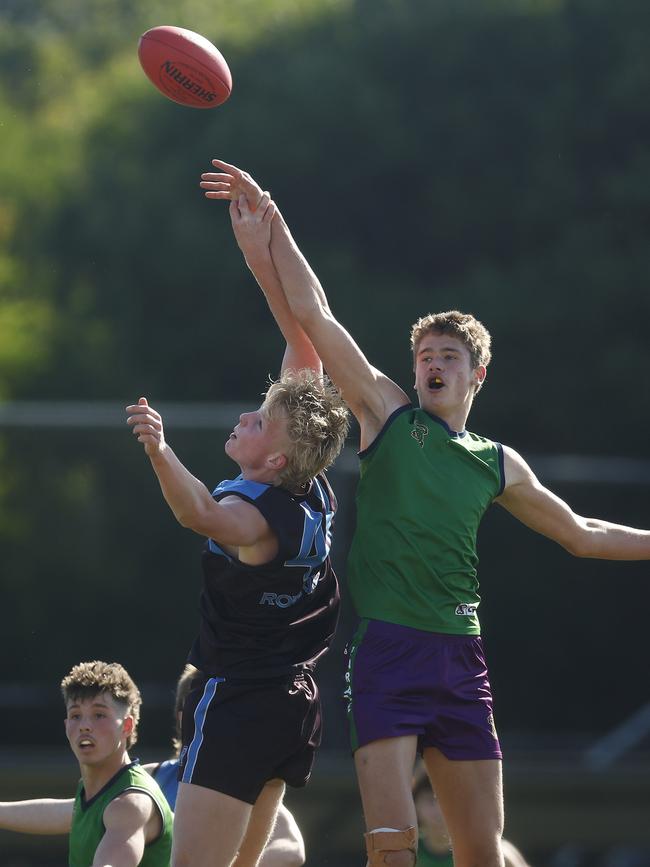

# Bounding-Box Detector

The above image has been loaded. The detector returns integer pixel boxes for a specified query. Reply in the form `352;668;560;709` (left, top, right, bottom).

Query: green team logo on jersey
410;422;428;447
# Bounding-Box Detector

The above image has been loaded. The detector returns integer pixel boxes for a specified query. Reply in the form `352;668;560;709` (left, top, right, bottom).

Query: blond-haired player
126;193;349;867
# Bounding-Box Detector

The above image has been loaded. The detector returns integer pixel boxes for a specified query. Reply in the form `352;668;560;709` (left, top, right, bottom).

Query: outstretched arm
126;398;273;548
269;207;409;435
0;798;73;835
201;159;409;447
228;193;321;376
497;446;650;559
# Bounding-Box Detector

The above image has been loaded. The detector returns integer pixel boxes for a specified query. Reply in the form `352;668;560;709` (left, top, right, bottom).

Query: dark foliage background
1;0;649;753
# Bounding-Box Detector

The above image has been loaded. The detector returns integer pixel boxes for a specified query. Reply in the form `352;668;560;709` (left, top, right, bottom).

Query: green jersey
347;406;504;634
68;761;173;867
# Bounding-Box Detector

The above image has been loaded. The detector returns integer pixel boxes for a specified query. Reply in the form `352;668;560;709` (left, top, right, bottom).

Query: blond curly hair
61;661;142;749
263;368;349;491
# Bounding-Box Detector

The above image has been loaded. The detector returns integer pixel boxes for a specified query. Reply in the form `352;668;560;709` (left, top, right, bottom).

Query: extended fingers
203;162;261;189
201;173;235;183
200;177;233;191
200;180;233;201
200;170;236;202
211;158;242;175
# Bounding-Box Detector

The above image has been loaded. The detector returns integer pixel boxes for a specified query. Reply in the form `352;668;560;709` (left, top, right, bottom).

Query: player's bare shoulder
495;444;535;496
356;366;410;447
103;789;161;841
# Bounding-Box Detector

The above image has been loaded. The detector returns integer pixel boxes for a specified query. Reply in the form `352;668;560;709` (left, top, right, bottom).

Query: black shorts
177;670;321;804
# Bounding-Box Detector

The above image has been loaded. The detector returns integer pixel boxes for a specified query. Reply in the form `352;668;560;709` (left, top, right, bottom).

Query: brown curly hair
410;310;492;368
61;661;142;749
409;310;492;396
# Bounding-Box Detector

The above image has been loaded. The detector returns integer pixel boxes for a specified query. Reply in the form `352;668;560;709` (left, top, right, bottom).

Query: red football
138;25;232;109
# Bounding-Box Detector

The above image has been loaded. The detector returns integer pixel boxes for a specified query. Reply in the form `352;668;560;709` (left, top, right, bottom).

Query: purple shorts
345;619;502;761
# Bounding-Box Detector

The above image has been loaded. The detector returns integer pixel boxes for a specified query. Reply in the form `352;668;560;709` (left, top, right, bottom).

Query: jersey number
285;502;331;594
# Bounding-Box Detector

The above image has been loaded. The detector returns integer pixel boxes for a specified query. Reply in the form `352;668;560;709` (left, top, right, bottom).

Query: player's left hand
200;158;265;210
126;397;166;457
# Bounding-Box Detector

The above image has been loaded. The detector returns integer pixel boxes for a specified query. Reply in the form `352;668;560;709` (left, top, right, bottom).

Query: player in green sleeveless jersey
202;161;650;867
69;761;172;867
0;661;172;866
346;406;503;635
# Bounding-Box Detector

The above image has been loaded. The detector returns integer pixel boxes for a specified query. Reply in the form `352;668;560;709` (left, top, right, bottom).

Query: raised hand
229;191;276;258
200;158;265;211
125;397;167;457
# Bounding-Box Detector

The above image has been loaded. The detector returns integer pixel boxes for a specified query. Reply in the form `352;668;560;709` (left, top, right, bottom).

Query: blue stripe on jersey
212;476;270;501
182;677;224;784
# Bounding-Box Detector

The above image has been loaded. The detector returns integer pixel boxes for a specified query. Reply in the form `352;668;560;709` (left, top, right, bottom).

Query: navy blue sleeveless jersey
188;473;340;680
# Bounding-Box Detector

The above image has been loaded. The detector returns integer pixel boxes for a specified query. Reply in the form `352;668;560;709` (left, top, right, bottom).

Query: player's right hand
125;397;166;457
200;158;265;211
